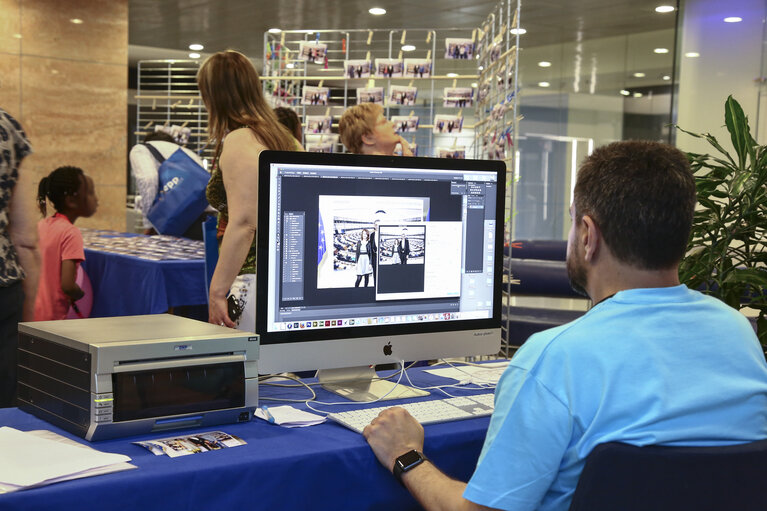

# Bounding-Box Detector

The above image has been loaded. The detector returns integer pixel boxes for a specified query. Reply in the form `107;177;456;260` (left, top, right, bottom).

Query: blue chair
202;215;218;301
569;440;767;511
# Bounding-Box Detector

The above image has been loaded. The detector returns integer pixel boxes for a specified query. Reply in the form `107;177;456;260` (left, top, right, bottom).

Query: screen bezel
256;151;505;347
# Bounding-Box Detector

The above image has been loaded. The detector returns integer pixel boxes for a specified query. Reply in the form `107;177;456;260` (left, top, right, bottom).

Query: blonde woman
338;103;412;155
197;50;300;329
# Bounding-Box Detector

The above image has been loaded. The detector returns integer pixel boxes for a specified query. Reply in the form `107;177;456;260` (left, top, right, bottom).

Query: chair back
569;440;767;511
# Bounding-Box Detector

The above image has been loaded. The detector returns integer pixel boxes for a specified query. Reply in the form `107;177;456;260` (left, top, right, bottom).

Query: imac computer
256;151;505;401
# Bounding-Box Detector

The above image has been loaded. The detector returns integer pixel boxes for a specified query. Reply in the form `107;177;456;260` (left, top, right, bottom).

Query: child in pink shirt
34;166;98;321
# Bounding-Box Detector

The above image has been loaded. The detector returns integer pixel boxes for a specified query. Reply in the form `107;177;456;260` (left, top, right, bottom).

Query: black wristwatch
392;450;428;486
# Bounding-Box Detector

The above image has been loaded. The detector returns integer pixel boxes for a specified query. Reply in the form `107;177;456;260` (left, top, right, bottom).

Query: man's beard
566;244;590;298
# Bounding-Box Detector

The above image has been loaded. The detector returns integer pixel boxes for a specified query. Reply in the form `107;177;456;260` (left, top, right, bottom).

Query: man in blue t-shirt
362;140;767;511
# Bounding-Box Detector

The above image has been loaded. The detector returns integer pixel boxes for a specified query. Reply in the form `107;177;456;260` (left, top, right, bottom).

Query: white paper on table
424;361;509;385
255;405;326;427
0;427;133;490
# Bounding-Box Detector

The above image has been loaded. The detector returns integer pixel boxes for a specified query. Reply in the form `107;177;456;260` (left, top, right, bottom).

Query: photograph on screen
388;85;418;106
302;86;330;106
376;222;462;301
299;42;328;64
391;116;419;133
306;115;333;134
443;87;474;108
404;59;432;78
445;38;474;59
316;195;429;290
356;87;384;105
433;115;463;134
375;59;404;78
344;59;372;79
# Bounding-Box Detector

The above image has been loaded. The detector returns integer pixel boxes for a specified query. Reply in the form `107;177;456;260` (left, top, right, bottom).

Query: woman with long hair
197;50;300;329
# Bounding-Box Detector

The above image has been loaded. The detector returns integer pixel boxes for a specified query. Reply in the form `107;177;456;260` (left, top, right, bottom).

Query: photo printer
17;314;259;441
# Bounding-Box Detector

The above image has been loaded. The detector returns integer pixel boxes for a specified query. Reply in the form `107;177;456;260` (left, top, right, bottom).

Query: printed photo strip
356;87;384;105
299;41;328;64
388;85;418;106
375;58;404;78
344;59;371;79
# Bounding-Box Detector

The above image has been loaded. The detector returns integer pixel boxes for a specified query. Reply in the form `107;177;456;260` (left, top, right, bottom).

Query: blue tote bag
144;143;210;236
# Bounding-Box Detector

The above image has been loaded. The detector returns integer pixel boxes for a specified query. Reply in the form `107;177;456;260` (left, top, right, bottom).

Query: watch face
397;450;423;470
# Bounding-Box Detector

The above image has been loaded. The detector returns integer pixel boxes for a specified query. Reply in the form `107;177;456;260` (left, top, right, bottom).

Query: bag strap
143;142;167;164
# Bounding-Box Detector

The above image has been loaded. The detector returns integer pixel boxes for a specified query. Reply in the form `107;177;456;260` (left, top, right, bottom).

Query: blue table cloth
0;365;495;511
82;248;207;317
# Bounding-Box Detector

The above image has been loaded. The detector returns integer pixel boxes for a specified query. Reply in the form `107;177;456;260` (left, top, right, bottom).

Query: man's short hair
339;103;382;154
574;140;696;270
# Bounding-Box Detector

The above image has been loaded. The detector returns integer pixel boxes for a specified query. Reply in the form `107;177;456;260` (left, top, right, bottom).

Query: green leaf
723;268;767;287
724;95;752;170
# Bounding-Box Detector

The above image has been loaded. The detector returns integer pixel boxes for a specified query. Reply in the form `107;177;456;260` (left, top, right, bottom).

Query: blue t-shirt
464;285;767;511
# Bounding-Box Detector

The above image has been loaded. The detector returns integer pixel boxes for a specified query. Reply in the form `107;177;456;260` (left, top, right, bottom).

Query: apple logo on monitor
383;341;392;356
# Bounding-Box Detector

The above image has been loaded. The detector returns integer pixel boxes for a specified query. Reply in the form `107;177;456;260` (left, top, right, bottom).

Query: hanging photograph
394;143;417;156
404;59;432;78
437;147;466;159
433;115;463;134
388;85;418;106
301;86;330;106
374;58;404;78
391;116;419;133
344;59;372;79
305;133;338;153
306;115;333;134
443;87;474;108
306;142;335;153
445;38;474;60
299;42;328;64
356;87;384;105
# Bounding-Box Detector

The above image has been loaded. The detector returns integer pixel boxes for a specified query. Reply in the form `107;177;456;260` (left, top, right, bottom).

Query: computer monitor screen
256;151;505;400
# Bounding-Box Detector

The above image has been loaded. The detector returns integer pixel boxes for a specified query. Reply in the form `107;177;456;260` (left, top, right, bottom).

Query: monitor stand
317;366;430;402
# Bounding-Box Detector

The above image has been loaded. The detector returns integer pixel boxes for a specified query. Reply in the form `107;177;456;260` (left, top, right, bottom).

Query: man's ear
580;214;601;263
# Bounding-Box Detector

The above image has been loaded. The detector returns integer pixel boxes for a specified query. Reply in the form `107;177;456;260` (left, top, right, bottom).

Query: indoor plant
676;95;767;346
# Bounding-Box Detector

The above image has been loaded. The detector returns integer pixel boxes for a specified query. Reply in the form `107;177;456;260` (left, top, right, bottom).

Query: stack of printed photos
134;431;246;458
81;229;205;261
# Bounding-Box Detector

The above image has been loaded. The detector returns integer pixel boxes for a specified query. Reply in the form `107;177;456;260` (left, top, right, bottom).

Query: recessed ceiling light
655;5;675;13
268;28;282;34
653;48;669;54
685;52;700;58
368;7;386;15
446;72;458;77
724;16;743;23
401;44;416;52
633;92;643;98
538;61;552;67
478;65;484;71
471;82;478;88
286;63;295;69
189;52;201;59
620;90;630;96
663;75;671;80
70;18;83;24
510;28;527;35
189;43;204;51
538;81;550;87
633;72;646;78
12;33;21;39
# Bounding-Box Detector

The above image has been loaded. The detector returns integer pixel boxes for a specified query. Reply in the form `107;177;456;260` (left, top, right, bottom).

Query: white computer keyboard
327;393;495;434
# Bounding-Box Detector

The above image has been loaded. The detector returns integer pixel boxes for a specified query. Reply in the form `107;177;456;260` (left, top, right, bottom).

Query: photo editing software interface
264;159;499;335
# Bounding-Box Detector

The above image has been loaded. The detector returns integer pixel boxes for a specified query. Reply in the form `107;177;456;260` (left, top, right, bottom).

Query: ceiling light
478;65;484;71
620;90;630;96
286;63;295;69
401;44;416;52
471;82;478;88
368;7;386;15
189;43;204;51
446;72;458;77
538;61;552;67
510;28;526;35
268;28;282;34
189;52;201;59
653;48;669;54
724;16;743;23
633;92;643;98
70;18;83;24
538;81;550;88
12;33;21;39
663;75;671;80
655;5;675;13
685;52;700;58
633;72;646;78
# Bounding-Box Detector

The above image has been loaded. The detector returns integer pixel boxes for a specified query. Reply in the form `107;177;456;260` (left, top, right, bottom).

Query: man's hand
363;407;424;471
